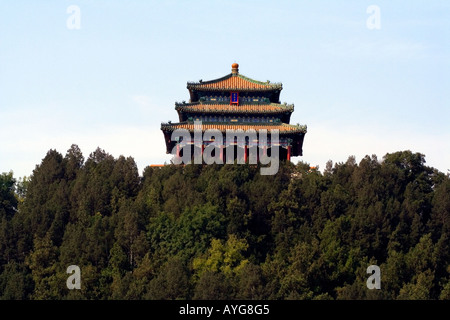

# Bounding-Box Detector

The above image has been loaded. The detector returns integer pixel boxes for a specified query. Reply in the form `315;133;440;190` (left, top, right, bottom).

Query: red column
201;144;204;163
176;144;180;158
244;145;248;163
257;144;259;163
220;145;224;162
287;146;291;161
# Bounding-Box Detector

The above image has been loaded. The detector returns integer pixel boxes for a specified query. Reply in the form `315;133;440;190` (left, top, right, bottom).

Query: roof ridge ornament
231;62;239;75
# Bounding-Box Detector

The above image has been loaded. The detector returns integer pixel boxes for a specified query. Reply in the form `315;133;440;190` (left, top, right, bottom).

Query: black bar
0;300;443;319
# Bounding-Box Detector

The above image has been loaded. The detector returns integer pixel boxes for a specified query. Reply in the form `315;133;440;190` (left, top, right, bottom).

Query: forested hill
0;145;449;300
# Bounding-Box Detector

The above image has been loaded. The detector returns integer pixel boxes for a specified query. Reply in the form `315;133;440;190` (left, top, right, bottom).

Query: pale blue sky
1;0;449;177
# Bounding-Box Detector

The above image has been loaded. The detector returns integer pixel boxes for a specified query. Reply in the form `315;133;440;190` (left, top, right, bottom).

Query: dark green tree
0;172;17;220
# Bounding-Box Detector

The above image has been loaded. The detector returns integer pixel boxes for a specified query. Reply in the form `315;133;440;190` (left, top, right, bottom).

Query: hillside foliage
0;145;449;300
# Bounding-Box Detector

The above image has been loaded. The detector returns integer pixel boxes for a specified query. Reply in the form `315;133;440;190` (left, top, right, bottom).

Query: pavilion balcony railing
176;99;292;108
196;97;273;104
171;138;295;148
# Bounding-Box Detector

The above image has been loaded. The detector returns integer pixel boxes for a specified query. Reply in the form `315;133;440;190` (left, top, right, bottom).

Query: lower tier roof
161;122;307;134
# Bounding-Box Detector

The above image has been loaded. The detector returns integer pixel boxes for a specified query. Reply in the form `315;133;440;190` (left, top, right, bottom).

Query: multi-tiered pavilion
161;63;306;162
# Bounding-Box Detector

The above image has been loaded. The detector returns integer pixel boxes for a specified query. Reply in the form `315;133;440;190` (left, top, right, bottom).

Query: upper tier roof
187;63;282;92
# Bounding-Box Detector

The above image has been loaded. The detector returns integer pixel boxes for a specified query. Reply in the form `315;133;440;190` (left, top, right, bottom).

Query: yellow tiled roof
187;74;282;91
161;122;306;133
175;102;293;114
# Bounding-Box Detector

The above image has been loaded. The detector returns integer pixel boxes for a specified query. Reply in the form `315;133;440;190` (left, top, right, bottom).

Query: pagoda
161;63;307;162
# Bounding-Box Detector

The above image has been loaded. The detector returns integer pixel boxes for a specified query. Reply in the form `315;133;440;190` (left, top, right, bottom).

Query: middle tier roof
175;102;294;114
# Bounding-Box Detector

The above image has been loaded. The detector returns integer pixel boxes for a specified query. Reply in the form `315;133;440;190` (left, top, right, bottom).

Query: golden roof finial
231;62;239;75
